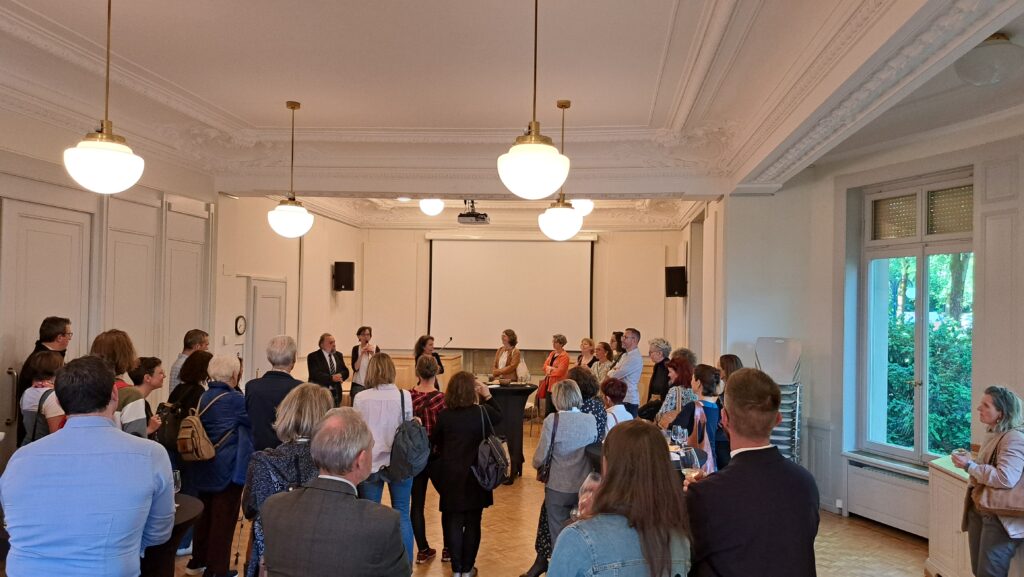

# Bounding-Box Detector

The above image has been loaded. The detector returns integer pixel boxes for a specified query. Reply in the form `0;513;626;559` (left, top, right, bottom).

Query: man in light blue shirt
607;327;643;416
0;356;175;577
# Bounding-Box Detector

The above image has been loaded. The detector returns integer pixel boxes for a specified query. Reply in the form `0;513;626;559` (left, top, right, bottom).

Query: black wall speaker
333;262;354;291
665;266;687;297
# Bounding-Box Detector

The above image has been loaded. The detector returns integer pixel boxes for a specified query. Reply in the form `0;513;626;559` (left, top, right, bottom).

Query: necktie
328;353;336;374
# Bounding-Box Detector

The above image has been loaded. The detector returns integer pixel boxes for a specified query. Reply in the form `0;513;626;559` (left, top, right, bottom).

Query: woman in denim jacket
549;419;691;577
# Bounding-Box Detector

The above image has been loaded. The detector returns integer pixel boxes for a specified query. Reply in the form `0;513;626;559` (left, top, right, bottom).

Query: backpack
22;389;56;446
177;392;233;462
472;405;510;490
379;389;430;483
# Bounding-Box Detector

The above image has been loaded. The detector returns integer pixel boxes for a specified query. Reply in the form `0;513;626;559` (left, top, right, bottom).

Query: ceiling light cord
289;104;296;201
532;0;538;126
104;0;111;126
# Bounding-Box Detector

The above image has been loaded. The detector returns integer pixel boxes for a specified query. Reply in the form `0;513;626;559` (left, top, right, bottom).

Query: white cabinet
927;457;1024;577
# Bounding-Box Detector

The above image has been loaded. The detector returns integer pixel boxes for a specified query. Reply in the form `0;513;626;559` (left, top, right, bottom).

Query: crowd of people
0;316;832;577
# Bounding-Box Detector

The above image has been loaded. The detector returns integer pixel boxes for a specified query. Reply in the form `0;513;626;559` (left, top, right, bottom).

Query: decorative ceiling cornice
746;0;1024;184
722;0;895;176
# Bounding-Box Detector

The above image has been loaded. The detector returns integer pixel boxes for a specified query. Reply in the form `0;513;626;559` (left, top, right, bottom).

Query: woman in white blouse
491;329;522;380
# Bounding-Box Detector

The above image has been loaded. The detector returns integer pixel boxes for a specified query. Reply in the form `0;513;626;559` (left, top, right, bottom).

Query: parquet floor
176;422;929;577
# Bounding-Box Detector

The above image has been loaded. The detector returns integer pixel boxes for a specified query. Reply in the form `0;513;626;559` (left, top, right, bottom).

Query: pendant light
63;0;144;194
267;101;314;239
539;100;583;241
497;0;569;200
570;198;594;216
954;33;1024;86
419;199;445;216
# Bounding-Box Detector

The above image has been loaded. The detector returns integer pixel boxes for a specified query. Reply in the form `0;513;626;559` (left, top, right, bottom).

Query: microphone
441;337;453;350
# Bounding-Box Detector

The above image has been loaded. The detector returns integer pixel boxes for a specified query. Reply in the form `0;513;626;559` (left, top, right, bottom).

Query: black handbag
536;413;560;483
471;406;510;490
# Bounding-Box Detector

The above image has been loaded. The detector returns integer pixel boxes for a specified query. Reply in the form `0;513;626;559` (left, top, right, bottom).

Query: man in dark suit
261;407;410;577
686;368;819;577
245;335;302;451
306;332;349;407
16;316;72;445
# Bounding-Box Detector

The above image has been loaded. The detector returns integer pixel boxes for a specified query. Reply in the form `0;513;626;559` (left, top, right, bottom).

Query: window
861;177;973;462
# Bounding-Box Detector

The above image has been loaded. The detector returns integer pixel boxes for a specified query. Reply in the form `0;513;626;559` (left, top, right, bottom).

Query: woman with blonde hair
353;352;415;563
549;420;691;577
953;386;1024;577
243;383;333;577
577;338;597;369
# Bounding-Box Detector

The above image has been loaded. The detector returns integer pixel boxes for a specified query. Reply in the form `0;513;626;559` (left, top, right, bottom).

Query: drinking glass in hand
680;447;701;481
173;470;182;494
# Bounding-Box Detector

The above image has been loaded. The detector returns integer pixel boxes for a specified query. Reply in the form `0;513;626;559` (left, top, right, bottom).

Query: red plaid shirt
411;389;445;437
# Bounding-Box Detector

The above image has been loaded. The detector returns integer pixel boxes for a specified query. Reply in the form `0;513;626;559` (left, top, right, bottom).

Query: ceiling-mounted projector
458;199;489;225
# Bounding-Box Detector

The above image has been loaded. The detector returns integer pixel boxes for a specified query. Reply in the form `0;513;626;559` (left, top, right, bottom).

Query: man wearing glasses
16;316;73;445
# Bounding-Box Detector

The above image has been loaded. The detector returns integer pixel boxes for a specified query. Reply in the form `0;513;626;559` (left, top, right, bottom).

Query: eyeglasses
63;332;74;338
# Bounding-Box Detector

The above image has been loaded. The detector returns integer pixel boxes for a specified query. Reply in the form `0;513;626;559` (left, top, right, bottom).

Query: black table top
487;384;537;396
174;494;203;526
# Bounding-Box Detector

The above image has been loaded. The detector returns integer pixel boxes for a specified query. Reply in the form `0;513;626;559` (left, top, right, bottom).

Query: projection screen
428;239;592;350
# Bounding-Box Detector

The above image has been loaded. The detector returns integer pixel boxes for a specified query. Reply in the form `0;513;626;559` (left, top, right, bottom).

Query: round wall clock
234;315;247;336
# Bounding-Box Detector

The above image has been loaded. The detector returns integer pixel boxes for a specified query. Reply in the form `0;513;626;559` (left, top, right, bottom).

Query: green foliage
883;253;973;454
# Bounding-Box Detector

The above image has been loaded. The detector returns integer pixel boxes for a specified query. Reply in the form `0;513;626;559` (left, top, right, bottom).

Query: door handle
6;367;17;426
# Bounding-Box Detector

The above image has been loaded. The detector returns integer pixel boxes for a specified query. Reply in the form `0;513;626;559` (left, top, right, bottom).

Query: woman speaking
953;385;1024;577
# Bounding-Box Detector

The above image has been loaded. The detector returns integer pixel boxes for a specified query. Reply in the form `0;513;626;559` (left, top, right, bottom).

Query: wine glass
671;426;687;446
679;447;701;481
173;470;182;494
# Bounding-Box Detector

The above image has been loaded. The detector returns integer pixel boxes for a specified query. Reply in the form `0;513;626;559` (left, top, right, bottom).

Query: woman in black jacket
430;371;502;577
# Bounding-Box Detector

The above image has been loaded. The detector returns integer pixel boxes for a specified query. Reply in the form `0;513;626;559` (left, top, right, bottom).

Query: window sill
842;450;930;481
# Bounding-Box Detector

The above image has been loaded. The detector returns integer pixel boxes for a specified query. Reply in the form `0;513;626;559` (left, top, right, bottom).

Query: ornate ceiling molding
721;0;895;176
747;0;1024;184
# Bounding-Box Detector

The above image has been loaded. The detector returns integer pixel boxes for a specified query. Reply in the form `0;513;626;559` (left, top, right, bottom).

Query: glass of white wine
680;447;701;481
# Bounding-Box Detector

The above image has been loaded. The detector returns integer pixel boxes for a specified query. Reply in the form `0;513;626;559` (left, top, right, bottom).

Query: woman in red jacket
540;334;570;416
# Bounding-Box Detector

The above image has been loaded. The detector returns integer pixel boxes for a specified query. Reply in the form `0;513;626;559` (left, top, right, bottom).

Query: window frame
858;175;973;466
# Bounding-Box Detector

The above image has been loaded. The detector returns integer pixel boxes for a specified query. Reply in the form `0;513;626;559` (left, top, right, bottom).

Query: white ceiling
1;0;1023;209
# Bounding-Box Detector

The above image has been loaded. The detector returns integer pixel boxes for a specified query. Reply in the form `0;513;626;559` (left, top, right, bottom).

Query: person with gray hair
245;335;302;451
524;379;597;576
260;407;410;577
646;337;672;403
188;355;253;577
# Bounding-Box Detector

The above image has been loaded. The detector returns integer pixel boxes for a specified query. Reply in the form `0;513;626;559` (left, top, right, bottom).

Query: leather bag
974;432;1024;516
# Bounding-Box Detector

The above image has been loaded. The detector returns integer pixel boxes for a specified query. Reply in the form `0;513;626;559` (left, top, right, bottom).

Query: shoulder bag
380;389;430;482
975;432;1024;516
472;405;511;490
537;413;560;483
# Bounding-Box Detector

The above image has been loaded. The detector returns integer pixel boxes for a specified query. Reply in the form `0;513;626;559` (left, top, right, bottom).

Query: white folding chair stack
754;337;803;464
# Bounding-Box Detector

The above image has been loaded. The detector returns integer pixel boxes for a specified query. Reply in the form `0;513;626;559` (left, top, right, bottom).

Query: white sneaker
176;544;192;556
184;563;206;575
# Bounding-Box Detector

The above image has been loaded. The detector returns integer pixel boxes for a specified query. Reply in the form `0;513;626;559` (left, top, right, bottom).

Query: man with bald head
260;407;409;577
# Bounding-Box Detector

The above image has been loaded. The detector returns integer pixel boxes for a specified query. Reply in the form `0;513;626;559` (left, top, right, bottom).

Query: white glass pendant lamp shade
64;136;144;194
497;141;570;200
419;198;445;216
570;198;594;216
267;200;314;238
268;101;314;239
955;33;1024;87
63;0;144;194
539;204;583;241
